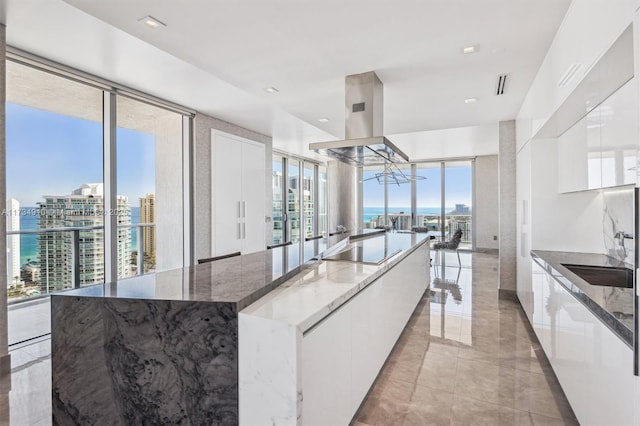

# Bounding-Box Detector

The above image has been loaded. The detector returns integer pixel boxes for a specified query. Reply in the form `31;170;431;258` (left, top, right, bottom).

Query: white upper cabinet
558;78;637;193
516;0;636;146
599;78;638;187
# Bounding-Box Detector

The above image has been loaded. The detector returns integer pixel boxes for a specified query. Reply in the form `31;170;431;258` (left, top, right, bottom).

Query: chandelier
363;162;426;185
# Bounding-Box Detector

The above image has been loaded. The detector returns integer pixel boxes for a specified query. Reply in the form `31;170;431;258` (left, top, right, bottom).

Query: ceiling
3;0;571;158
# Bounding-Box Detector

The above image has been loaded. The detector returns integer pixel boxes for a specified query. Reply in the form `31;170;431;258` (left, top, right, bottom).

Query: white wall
474;155;499;251
194;113;272;261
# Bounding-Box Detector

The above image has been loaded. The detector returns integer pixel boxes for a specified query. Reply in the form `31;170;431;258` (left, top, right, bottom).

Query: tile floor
0;251;578;425
354;251;578;426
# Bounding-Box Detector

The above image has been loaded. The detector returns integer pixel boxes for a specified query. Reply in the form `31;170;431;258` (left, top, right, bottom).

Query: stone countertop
53;244;308;310
531;250;634;347
241;232;429;333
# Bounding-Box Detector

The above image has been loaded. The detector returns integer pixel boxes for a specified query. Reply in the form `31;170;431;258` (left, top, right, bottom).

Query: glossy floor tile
355;252;579;426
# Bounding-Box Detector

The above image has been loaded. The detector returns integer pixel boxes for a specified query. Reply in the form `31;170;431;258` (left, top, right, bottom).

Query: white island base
239;235;430;425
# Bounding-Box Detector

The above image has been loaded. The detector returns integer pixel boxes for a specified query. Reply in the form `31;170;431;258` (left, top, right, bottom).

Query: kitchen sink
561;264;633;289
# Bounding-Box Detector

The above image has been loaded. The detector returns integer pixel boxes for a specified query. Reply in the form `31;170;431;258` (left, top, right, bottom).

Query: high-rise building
38;183;131;292
139;194;156;259
6;198;21;286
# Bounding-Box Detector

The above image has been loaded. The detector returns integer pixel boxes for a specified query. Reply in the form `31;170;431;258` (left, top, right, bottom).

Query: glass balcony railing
6;223;156;304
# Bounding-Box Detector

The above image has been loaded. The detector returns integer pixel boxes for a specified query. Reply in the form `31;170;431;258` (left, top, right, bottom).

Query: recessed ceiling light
139;16;166;29
263;86;279;93
462;45;477;54
317;118;330;123
464;97;478;104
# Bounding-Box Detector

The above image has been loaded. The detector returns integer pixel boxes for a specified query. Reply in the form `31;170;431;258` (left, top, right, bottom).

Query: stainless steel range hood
309;71;409;166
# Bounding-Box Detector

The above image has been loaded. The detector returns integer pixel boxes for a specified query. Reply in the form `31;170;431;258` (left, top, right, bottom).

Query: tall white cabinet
212;130;265;256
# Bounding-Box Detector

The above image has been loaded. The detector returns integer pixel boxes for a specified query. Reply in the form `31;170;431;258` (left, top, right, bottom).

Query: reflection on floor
1;251;578;426
355;251;578;426
1;337;51;426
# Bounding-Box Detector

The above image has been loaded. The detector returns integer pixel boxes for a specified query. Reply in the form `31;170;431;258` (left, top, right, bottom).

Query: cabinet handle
237;223;241;239
237;201;241;218
242;201;246;218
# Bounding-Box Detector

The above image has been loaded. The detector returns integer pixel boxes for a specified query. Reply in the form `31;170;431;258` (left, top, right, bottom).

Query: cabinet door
599;78;638;187
212;132;242;255
241;142;266;254
557;109;602;192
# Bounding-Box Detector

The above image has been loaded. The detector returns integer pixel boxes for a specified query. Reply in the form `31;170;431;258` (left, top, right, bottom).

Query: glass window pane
318;165;327;237
272;155;284;245
445;160;472;249
287;159;301;243
416;163;442;236
387;165;412;231
116;96;183;276
6;61;104;344
303;163;315;238
363;166;385;228
6;61;104;298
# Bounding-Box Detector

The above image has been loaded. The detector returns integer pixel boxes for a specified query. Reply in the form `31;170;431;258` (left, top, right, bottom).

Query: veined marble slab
242;232;428;332
50;242;316;425
52;297;238;424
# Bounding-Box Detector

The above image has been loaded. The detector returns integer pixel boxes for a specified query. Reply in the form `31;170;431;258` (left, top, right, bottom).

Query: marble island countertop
241;232;429;332
55;243;310;310
531;250;634;347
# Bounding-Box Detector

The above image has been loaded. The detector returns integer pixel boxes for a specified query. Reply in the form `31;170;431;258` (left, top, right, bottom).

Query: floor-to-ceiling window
5;57;191;346
387;165;412;231
444;160;473;249
272;154;284;245
272;153;327;261
362;165;386;228
287;159;301;244
116;96;184;275
303;162;315;239
6;61;105;344
360;159;474;247
318;165;327;238
415;163;443;235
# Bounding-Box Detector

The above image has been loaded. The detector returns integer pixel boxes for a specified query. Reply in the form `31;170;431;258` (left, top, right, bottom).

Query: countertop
54;243;308;310
531;250;634;347
241;232;429;332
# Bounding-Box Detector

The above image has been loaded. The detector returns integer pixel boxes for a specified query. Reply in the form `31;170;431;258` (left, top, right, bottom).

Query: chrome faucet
614;231;633;259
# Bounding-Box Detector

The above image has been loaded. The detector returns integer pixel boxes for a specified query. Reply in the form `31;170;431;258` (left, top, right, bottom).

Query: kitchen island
240;232;430;425
51;231;429;425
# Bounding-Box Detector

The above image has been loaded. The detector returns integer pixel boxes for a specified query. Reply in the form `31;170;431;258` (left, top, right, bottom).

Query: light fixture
464;97;478;104
462;45;477;54
139;15;166;29
263;86;279;93
362;163;426;186
317;118;330;123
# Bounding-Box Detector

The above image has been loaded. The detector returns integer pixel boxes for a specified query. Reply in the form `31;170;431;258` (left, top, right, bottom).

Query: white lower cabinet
301;244;429;425
531;259;635;425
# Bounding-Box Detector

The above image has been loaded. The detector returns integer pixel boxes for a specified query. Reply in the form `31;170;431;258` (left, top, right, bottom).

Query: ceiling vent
495;74;508;95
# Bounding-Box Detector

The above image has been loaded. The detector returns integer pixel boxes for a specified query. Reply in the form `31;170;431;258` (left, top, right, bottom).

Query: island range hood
309;71;410;166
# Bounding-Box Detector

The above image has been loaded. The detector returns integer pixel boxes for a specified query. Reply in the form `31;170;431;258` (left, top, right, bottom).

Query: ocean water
363;207;447;222
17;206;140;265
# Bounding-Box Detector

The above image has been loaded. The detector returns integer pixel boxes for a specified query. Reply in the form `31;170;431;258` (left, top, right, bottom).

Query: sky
6;102;156;207
363;164;472;208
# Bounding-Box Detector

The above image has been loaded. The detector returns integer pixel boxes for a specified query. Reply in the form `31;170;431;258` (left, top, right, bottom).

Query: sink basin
561;264;633;288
